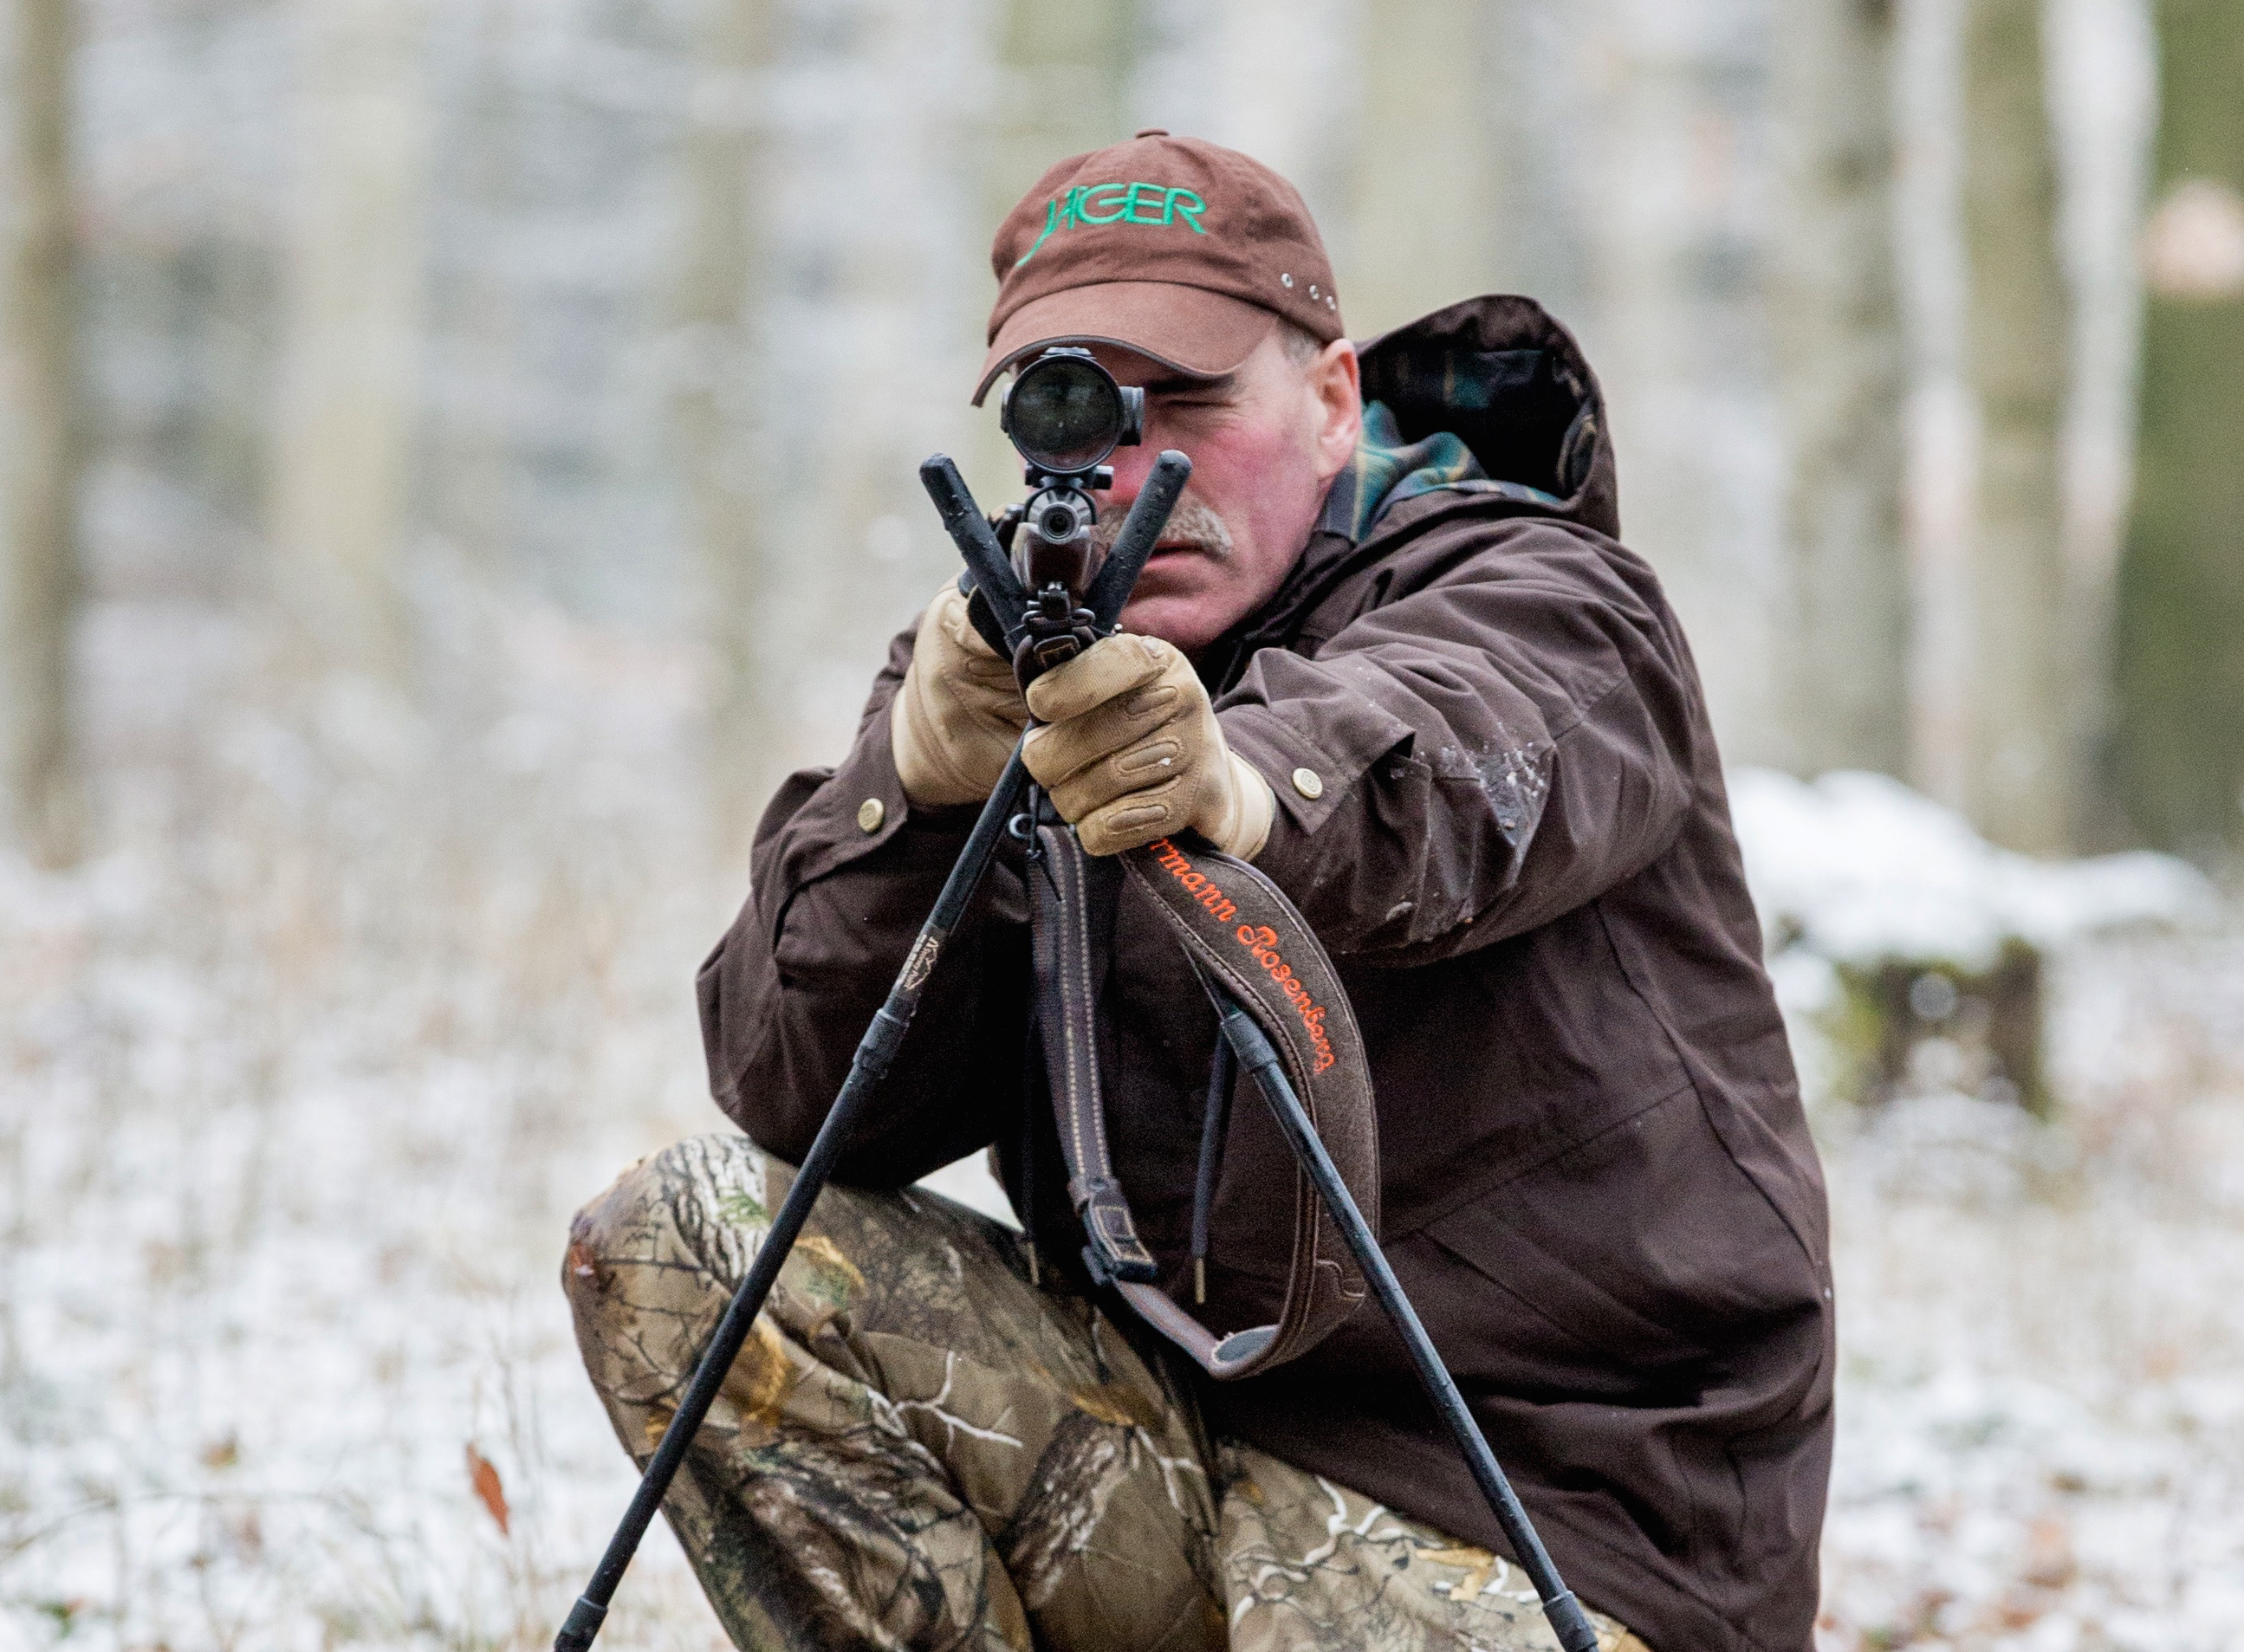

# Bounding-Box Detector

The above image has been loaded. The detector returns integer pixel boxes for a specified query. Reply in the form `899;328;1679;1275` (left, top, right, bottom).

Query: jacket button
1290;768;1324;800
857;797;885;832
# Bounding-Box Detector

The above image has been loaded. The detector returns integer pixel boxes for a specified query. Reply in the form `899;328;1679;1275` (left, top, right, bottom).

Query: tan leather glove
1021;632;1275;859
890;580;1031;807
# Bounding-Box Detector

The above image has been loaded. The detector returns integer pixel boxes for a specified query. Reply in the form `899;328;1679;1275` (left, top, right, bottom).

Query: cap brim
973;281;1278;405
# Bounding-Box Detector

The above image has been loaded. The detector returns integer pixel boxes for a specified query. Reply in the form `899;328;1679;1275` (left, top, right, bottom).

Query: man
567;133;1833;1652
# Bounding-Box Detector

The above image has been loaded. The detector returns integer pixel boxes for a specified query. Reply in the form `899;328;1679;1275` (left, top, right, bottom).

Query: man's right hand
890;579;1030;807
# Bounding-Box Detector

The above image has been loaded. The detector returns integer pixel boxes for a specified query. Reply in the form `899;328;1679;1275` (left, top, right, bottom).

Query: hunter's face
1083;328;1362;656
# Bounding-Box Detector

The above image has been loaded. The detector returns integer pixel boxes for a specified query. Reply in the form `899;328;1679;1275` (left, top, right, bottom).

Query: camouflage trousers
564;1134;1650;1652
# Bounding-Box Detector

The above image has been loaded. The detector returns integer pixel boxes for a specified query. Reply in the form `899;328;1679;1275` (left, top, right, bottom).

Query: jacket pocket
1420;1084;1826;1392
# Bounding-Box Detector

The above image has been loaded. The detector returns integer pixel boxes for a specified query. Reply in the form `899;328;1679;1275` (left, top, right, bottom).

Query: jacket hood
1353;293;1620;542
1210;295;1621;679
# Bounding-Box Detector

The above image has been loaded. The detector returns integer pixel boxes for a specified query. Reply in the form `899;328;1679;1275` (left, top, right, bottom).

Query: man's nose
1100;435;1175;519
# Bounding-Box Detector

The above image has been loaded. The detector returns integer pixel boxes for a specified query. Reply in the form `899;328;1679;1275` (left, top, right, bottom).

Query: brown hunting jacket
699;295;1836;1652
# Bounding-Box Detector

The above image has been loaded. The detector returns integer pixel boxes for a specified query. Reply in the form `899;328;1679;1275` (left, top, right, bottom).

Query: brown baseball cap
974;131;1345;405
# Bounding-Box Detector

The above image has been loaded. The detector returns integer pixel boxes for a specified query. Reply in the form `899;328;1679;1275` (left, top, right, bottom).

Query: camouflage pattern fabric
565;1135;1651;1652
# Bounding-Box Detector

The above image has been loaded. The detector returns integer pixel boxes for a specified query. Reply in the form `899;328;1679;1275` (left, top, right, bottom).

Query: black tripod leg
554;751;1032;1652
1207;989;1603;1652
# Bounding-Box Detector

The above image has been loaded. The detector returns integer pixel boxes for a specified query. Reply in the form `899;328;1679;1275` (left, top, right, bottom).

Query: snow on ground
2;594;734;1651
3;602;2240;1650
1728;768;2215;972
1735;768;2244;1648
1814;932;2244;1649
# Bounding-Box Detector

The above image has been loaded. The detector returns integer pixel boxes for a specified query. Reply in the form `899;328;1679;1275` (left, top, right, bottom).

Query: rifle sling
1028;824;1379;1382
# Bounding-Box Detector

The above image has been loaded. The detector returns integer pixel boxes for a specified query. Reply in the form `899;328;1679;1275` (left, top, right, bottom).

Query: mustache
1091;493;1235;563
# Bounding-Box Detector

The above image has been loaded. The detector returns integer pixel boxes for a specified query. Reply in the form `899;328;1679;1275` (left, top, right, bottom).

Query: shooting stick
1204;984;1598;1652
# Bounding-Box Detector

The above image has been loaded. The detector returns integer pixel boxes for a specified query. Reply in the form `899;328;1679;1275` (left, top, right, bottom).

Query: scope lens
1008;353;1125;473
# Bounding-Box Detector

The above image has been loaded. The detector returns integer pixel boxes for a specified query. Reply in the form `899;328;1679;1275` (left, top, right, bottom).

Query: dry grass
1813;932;2244;1650
3;591;732;1649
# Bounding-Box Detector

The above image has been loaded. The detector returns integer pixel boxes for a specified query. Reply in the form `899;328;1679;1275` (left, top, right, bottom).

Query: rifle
555;348;1598;1652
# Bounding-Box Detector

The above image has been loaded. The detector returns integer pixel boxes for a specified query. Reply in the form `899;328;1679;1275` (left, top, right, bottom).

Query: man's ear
1309;339;1363;484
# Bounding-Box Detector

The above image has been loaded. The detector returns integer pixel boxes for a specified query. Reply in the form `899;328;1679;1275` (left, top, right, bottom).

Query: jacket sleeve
1216;521;1704;963
696;626;1031;1185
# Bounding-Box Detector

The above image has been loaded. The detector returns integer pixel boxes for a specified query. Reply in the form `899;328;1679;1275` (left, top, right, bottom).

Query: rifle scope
991;348;1148;626
1000;347;1144;478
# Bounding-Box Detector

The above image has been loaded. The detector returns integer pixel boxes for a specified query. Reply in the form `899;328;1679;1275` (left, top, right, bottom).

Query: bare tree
1570;2;1789;769
1771;0;1910;776
2046;0;2156;850
673;0;773;846
1339;0;1498;336
1955;0;2072;852
1;0;79;865
269;0;431;677
987;0;1139;210
981;0;1145;515
730;2;989;787
1479;0;1592;318
2117;0;2244;859
1134;0;1357;234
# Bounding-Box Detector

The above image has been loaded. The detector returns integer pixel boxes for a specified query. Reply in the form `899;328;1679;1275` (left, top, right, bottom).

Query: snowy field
3;598;2240;1651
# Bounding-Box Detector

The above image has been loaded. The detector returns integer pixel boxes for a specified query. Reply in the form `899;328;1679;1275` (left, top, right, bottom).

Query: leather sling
1028;823;1380;1381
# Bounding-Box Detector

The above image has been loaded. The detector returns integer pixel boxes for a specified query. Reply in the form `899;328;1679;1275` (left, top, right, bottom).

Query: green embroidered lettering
1016;182;1209;262
1078;184;1129;224
1014;190;1081;266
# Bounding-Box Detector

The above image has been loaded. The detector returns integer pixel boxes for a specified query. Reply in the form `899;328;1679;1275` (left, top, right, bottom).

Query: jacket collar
1313;402;1572;544
1202;294;1621;688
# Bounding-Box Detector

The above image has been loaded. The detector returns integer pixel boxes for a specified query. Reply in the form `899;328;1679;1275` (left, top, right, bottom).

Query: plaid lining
1318;400;1566;543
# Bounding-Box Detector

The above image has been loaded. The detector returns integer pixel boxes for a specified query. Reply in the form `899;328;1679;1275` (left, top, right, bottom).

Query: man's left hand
1022;634;1275;859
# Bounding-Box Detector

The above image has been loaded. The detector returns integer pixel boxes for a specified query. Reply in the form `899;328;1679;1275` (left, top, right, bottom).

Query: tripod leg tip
555;1594;609;1652
1544;1590;1600;1652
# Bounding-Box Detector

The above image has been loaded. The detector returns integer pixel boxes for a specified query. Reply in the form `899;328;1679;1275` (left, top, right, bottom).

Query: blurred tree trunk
1573;1;1787;770
1;0;80;865
2116;0;2244;859
720;4;995;800
675;0;773;846
1956;0;2072;852
988;1;1139;224
423;3;525;586
1140;0;1354;234
1771;0;1910;776
270;0;430;676
1342;0;1496;336
971;0;1143;498
2046;0;2156;852
1480;0;1592;318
